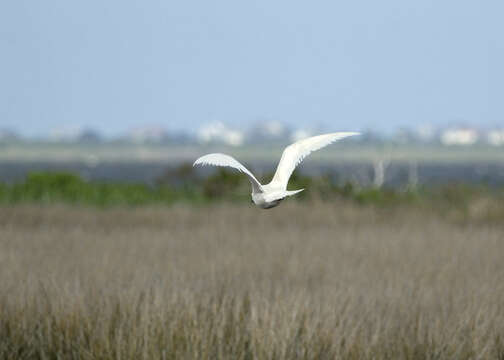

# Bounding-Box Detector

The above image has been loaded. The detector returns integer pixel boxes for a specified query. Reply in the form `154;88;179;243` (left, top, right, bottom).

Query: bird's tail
268;189;304;202
282;189;304;198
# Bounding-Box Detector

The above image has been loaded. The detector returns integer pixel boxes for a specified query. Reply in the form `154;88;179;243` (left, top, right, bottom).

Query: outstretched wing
193;153;263;193
270;132;360;189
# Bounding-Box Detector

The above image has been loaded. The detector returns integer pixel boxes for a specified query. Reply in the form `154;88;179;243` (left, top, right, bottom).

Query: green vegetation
0;169;503;223
0;172;202;206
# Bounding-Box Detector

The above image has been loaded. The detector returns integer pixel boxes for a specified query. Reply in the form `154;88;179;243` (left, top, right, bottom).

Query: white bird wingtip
335;132;361;141
193;154;214;167
342;131;360;137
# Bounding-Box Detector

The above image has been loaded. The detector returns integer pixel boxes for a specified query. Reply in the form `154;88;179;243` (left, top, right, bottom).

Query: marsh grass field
1;202;504;359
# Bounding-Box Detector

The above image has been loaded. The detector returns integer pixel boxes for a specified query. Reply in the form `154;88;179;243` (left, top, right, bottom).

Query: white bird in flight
193;132;360;209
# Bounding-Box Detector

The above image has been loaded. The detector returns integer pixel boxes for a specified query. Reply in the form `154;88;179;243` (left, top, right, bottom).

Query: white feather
193;132;360;208
269;132;359;190
193;153;263;193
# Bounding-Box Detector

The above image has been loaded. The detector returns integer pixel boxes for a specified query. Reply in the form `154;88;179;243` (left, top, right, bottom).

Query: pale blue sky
1;0;503;136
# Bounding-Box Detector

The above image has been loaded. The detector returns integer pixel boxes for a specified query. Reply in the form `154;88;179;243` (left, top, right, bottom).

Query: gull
193;132;359;209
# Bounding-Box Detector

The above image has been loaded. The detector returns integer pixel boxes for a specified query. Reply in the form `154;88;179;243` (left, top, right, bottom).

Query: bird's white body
193;132;359;209
251;186;304;209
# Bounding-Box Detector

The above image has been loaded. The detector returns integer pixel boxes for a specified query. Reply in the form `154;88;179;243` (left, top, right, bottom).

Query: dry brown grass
0;202;504;359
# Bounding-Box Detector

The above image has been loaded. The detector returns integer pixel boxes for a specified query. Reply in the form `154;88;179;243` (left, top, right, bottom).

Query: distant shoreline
1;151;504;188
0;143;503;164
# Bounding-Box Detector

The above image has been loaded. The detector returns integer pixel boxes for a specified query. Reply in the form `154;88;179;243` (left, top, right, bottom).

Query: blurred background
0;0;503;193
2;2;504;358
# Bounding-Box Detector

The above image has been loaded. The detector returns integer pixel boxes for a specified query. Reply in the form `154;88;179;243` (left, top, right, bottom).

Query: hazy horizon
1;1;503;137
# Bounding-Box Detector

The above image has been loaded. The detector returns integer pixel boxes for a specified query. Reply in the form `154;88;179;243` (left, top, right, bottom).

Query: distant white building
248;120;289;144
261;120;285;137
290;129;312;142
128;126;167;143
49;125;85;142
415;124;436;142
440;127;479;146
197;122;244;146
487;129;504;146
